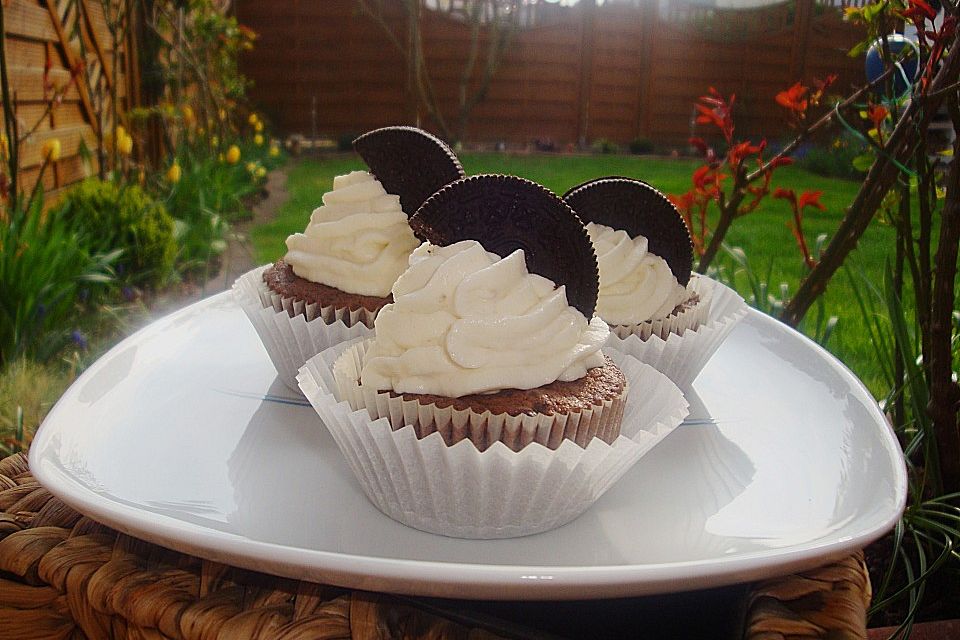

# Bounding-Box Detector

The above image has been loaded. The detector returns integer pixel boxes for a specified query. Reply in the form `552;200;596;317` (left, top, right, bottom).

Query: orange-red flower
776;82;809;114
695;88;735;143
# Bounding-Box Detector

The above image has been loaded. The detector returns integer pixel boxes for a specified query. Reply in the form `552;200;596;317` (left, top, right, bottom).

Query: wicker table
0;452;871;639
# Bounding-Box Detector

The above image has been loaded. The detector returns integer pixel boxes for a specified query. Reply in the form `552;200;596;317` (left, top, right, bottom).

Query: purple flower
71;330;88;350
121;286;136;302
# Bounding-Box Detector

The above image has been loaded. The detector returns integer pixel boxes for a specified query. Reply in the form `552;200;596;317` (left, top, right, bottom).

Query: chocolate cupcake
264;127;465;327
349;175;624;452
234;126;463;392
564;177;710;341
297;175;689;538
565;177;749;389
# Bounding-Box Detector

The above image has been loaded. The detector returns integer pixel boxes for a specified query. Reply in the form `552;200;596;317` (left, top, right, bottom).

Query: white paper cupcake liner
297;339;688;539
233;265;374;394
332;341;625;451
604;276;748;389
611;277;714;342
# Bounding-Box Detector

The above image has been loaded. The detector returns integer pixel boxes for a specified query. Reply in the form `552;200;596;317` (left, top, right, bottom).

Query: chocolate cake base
262;259;392;318
381;356;627;452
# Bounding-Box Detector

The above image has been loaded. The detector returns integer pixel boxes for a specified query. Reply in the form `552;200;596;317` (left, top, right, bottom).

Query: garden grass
251;153;892;394
0;359;72;454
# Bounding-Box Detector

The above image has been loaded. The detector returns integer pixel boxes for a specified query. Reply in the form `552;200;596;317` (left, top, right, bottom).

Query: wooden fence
237;0;867;146
1;0;137;200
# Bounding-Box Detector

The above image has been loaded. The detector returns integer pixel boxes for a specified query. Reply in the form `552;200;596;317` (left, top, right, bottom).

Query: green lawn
252;153;890;394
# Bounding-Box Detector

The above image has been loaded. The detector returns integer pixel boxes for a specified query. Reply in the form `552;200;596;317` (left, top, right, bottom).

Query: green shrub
798;134;868;181
337;132;358;152
59;179;176;288
591;138;621;154
628;137;655;154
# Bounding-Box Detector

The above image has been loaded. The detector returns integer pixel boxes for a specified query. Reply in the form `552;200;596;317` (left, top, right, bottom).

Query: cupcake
564;177;707;341
297;176;689;538
234;126;464;392
564;177;747;388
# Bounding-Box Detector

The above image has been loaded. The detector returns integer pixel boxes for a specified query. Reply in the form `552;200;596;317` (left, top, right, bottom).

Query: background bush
798;133;868;181
60;179;176;289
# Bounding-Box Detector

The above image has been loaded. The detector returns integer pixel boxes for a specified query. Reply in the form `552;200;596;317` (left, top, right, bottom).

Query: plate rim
29;291;908;600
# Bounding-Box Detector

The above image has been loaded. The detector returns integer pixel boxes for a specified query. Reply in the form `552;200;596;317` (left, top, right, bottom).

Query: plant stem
698;168;746;271
744;66;896;184
781;30;960;327
927;96;960;494
0;2;19;205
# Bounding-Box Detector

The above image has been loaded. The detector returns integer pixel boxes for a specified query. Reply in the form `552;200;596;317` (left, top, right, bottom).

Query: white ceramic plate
30;292;906;600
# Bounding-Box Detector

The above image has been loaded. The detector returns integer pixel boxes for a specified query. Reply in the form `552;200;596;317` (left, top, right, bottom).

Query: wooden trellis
2;0;139;202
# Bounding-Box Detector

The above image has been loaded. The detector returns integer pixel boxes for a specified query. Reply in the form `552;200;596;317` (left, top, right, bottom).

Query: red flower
901;0;938;22
772;187;797;205
728;140;766;169
810;74;838;107
694;88;735;143
798;190;826;211
776;82;809;114
867;104;889;129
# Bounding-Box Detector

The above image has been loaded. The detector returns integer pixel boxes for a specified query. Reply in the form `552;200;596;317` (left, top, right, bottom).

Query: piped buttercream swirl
361;240;609;397
284;171;419;297
587;222;689;326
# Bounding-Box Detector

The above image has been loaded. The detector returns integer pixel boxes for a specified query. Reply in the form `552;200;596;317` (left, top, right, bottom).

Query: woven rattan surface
0;452;871;639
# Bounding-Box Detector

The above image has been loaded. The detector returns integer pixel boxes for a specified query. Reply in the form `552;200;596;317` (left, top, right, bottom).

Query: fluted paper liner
233;265;374;394
332;342;625;451
297;340;688;539
605;276;748;389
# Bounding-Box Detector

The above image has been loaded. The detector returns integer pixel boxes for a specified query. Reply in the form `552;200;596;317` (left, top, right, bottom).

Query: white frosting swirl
587;222;689;326
361;240;609;397
284;171;419;297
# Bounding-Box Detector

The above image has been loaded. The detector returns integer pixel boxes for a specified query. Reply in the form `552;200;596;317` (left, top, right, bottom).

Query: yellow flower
247;113;258;126
166;162;182;183
218;108;227;120
211;135;219;147
182;105;195;125
41;138;62;161
254;121;264;132
254;134;264;146
269;145;280;158
197;127;205;136
225;145;241;164
117;133;133;155
255;166;267;179
246;161;257;173
218;153;225;162
115;125;127;142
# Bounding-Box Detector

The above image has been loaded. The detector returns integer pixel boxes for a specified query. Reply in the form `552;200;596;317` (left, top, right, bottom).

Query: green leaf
853;153;875;171
848;39;871;58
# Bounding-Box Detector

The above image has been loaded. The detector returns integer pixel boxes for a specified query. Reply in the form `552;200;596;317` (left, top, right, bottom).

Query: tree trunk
927;98;960;494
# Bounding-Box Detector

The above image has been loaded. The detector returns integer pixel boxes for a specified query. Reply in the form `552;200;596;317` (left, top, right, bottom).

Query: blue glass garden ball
865;34;920;99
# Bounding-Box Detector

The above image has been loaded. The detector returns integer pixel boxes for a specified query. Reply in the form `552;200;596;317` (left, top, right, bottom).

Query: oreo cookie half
410;175;599;319
353;126;465;217
564;178;693;286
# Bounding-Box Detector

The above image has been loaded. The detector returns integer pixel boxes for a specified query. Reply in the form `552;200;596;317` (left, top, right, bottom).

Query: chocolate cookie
410;174;599;319
564;178;693;286
353;126;464;216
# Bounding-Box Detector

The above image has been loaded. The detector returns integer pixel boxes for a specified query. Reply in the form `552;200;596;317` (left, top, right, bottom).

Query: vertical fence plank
576;0;596;147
